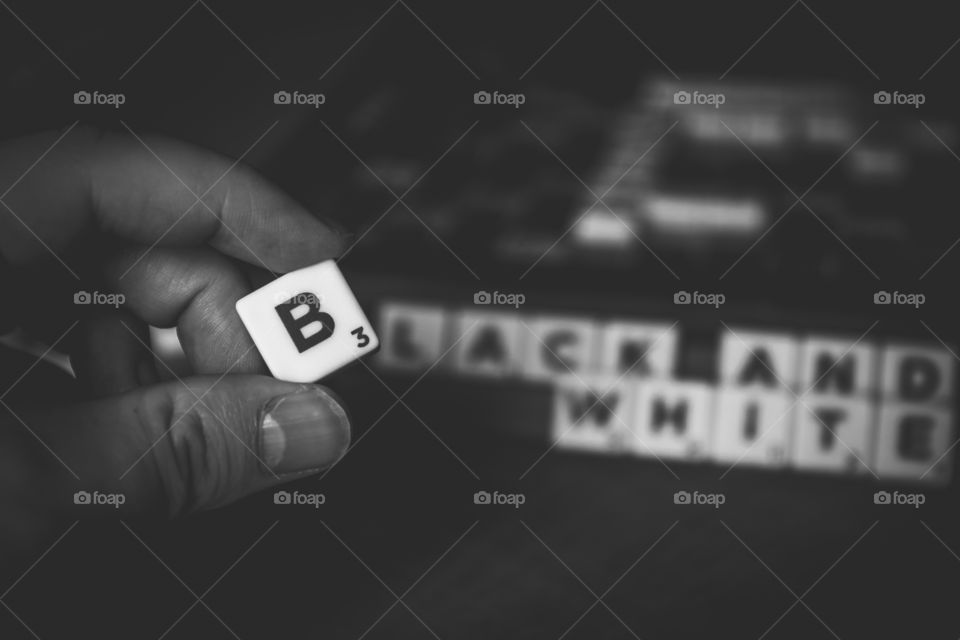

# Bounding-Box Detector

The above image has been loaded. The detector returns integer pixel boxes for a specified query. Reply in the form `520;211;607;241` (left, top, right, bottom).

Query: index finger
0;125;347;272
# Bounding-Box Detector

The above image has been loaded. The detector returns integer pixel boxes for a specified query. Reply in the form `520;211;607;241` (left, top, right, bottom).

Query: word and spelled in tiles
719;329;798;391
798;337;877;396
376;302;956;483
236;261;379;382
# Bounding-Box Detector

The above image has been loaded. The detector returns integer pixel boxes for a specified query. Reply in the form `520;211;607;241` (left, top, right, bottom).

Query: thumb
15;375;350;518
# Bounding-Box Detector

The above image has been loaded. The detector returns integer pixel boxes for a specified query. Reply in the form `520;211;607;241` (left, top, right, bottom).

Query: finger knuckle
138;385;230;516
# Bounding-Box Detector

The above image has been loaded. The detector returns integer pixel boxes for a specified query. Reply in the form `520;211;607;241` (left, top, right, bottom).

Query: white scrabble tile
452;311;523;378
552;375;635;453
791;396;874;474
719;328;799;391
880;343;955;403
632;380;714;460
522;316;598;380
798;336;877;397
711;387;794;468
874;401;954;484
600;321;678;378
376;303;448;371
235;260;379;383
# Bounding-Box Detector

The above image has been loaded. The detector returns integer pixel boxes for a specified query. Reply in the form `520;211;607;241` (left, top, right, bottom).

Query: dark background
3;1;960;638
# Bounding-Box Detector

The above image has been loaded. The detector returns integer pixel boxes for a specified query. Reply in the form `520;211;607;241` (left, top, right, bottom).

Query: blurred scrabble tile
719;328;799;391
552;375;635;453
376;302;448;371
880;343;955;403
522;316;598;380
632;379;714;460
452;311;523;377
712;387;794;467
791;396;874;474
236;260;378;383
798;336;877;397
600;321;678;378
874;401;954;484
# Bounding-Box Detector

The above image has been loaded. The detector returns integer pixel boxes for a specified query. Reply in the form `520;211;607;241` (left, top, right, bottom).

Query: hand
0;126;352;561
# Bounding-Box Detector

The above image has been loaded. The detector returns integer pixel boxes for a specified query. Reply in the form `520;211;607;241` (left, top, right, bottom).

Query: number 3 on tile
352;326;371;348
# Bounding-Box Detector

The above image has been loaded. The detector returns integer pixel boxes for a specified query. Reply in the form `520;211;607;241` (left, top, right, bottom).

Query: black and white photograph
1;1;959;637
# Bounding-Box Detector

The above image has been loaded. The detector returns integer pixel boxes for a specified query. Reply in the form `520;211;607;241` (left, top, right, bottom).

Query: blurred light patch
849;146;908;181
572;208;637;247
644;195;766;240
150;326;190;378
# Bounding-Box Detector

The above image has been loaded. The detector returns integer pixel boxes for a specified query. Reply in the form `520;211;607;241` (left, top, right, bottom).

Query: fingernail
259;387;351;474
